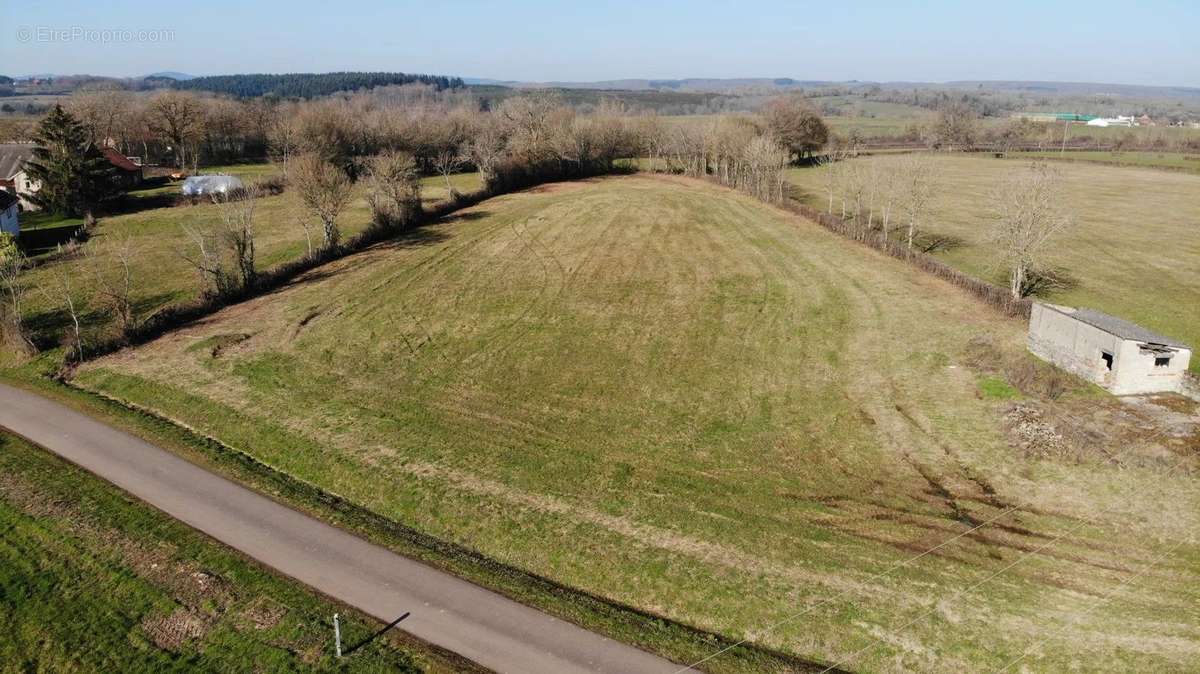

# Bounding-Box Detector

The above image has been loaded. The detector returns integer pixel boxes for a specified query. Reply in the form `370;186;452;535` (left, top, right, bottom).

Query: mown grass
1009;149;1200;173
0;431;467;673
786;154;1200;372
17;164;482;347
74;175;1200;672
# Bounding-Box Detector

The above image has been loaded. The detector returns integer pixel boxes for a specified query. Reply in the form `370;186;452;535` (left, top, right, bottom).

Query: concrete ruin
1027;303;1192;395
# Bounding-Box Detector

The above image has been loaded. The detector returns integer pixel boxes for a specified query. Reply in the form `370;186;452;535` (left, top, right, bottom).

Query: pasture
75;175;1200;672
786;154;1200;371
0;432;445;672
1008;149;1200;173
17;165;482;348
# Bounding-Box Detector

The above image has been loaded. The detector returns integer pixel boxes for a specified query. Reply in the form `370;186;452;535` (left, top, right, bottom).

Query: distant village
1013;111;1200;128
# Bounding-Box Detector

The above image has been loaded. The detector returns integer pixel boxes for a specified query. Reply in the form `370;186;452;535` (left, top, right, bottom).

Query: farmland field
74;175;1200;672
1008;149;1200;173
0;432;449;672
787;154;1200;372
18;166;482;347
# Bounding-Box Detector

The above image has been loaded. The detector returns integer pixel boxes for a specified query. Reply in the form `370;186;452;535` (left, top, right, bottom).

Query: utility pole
1060;118;1069;156
333;613;342;658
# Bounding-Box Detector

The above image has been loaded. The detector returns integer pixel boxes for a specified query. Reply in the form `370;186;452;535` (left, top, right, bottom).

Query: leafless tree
87;236;137;333
213;186;260;288
762;97;829;162
290;153;353;249
0;234;32;354
40;244;87;360
987;162;1075;298
821;144;848;215
267;109;301;177
900;154;938;251
362;151;422;228
465;117;508;188
146;91;207;168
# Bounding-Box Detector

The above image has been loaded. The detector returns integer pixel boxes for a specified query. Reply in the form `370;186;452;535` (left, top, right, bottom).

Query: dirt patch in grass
142;607;211;650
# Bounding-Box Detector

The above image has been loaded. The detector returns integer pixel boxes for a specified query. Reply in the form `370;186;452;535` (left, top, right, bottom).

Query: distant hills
146;71;195;81
465;77;1200;100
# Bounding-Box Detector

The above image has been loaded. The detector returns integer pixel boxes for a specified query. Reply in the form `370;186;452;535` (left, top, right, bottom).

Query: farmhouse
0;143;37;210
102;147;144;188
1028;303;1192;395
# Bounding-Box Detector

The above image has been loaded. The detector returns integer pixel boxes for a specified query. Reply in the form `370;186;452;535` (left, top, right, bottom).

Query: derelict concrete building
1028;303;1192;395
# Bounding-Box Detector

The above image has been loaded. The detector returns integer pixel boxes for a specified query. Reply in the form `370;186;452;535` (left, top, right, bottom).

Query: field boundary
781;197;1031;318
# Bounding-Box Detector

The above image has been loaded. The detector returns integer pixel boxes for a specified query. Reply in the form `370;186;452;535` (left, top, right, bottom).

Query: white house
1028;303;1192;395
0;191;19;235
0;143;38;210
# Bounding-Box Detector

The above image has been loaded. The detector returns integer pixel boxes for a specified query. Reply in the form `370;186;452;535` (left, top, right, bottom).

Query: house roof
0;143;35;180
1043;303;1190;349
102;146;141;173
0;190;18;211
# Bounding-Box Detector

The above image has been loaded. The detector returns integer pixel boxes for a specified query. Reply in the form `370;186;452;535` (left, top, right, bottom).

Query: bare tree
900;154;938;251
267;109;301;177
146;91;207;169
0;234;32;354
987;162;1075;298
362;151;422;228
821;143;848;215
40;244;87;361
213;186;260;288
290;153;353;249
87;236;137;333
762;97;829;162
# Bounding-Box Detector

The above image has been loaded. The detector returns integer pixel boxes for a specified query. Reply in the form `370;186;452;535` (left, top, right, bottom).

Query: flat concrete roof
1039;303;1190;349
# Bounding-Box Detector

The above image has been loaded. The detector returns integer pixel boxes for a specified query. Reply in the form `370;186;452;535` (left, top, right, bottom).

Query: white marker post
333;613;342;657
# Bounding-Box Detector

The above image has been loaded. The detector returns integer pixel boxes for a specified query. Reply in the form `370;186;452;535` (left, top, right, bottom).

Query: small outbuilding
1028;303;1192;395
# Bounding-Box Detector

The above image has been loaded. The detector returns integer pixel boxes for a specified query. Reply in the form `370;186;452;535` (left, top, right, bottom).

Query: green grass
16;166;482;347
0;432;463;673
977;375;1020;400
1009;150;1200;173
17;210;85;231
72;175;1200;672
787;154;1200;372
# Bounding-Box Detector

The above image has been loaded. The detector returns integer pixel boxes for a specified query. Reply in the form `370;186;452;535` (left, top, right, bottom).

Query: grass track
74;175;1200;672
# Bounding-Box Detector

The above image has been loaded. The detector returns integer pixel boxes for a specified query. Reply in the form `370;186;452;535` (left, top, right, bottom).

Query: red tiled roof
102;147;141;173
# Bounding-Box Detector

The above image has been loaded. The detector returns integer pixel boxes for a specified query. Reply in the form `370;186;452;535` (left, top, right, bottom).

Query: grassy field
17;166;482;348
73;175;1200;672
786;154;1200;372
1009;149;1200;173
0;432;464;673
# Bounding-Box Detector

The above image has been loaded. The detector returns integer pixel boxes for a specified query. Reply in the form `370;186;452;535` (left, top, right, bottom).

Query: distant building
0;144;142;210
1086;116;1136;128
102;147;143;188
0;143;37;210
1028;303;1192;395
0;191;18;235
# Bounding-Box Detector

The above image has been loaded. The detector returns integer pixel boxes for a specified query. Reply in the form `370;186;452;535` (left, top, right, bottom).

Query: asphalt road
0;382;685;674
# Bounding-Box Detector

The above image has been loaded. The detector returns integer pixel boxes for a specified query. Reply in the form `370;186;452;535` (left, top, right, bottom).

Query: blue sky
3;1;1197;86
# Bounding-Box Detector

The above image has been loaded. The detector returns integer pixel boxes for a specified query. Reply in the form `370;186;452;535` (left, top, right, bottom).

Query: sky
3;0;1198;87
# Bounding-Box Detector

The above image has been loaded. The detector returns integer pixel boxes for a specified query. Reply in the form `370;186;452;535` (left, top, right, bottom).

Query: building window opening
1154;356;1171;368
1101;351;1114;371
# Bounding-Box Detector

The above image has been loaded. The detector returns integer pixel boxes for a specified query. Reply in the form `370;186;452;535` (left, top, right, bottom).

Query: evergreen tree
24;104;118;216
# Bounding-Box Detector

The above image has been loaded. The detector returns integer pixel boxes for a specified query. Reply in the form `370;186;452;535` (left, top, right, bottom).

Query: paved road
0;383;684;674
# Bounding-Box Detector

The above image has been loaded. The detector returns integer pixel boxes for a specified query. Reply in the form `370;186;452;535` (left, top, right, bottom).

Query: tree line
168;72;465;99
